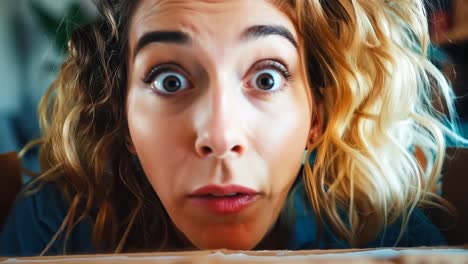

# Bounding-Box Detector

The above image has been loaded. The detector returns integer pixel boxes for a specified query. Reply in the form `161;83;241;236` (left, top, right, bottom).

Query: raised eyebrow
240;25;298;48
133;31;192;60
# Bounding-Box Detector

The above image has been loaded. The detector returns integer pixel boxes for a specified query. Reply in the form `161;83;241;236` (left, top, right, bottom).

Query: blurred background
0;0;467;176
0;0;96;174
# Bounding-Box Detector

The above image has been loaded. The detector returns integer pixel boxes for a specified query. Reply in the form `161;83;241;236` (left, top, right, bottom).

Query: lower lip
188;194;259;214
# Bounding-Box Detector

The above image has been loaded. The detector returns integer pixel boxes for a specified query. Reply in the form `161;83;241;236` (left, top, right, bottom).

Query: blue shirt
288;183;446;249
0;182;446;256
0;184;92;256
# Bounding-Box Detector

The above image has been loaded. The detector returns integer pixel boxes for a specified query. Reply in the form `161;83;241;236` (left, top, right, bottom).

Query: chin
185;225;266;250
192;237;260;250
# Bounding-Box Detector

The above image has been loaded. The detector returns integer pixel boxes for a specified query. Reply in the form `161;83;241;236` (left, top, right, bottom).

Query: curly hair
22;0;463;254
25;0;173;253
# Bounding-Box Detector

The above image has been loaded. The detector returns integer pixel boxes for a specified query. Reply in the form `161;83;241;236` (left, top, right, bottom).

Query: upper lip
189;184;259;197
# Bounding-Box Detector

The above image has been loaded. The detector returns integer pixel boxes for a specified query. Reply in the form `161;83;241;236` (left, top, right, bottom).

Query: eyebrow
241;25;298;49
133;25;298;60
134;31;191;59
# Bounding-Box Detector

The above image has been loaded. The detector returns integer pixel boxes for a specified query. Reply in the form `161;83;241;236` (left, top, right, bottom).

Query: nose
194;78;247;159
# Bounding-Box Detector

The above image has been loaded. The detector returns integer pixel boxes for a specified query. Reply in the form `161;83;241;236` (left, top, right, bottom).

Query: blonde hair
22;0;463;253
290;0;464;246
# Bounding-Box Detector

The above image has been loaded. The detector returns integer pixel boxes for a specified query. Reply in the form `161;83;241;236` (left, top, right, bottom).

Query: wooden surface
1;247;468;264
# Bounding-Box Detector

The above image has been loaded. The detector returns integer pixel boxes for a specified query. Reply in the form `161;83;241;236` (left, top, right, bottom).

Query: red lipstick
188;185;259;214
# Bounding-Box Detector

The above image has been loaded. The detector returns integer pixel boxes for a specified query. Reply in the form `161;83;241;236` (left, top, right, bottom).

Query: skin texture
126;0;316;250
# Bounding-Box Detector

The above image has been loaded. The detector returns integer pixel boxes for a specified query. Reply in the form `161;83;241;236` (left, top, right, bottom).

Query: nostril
196;142;244;158
201;146;213;155
231;145;242;154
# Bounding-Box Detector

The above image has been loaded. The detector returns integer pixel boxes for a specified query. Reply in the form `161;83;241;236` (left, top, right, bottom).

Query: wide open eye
250;69;283;91
144;63;192;95
151;71;190;94
244;60;291;94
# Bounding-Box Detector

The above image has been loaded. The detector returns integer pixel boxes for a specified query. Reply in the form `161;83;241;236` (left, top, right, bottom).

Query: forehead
128;0;297;50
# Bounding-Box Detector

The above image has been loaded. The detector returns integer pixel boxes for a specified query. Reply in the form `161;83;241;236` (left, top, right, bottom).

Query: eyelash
143;62;184;84
142;59;293;94
252;59;292;81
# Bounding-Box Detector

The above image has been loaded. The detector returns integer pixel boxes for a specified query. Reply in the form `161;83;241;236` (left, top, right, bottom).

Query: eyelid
143;62;189;84
249;59;292;80
243;59;293;95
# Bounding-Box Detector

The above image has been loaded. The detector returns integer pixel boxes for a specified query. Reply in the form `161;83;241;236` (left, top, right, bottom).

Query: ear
125;135;137;155
308;101;323;146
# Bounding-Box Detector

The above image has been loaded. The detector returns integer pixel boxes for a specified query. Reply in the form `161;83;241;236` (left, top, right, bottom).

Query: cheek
251;92;311;193
126;91;193;196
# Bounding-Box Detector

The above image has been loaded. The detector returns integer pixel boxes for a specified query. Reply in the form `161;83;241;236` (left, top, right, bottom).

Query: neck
254;216;291;250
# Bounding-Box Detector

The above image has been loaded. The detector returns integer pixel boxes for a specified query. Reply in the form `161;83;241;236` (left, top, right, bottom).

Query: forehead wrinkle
133;2;234;59
134;0;225;25
129;1;204;59
129;0;300;68
132;1;225;37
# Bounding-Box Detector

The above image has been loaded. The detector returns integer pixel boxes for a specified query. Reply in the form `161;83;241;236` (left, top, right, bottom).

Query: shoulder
0;182;92;256
288;182;446;249
287;181;346;250
366;208;447;248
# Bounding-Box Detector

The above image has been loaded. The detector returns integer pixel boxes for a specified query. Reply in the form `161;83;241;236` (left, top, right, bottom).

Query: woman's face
126;0;313;250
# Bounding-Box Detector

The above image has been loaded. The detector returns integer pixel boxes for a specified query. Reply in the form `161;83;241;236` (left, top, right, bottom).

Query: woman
0;0;462;256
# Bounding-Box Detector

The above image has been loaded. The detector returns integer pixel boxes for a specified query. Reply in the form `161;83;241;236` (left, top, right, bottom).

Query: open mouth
188;185;260;214
189;184;258;197
188;193;259;214
199;193;245;198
